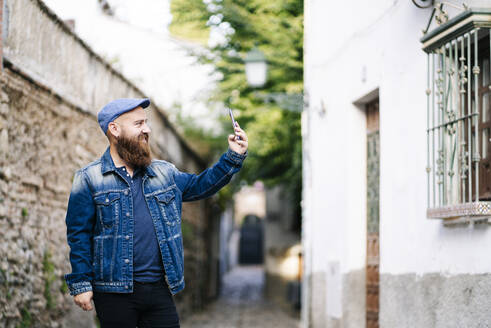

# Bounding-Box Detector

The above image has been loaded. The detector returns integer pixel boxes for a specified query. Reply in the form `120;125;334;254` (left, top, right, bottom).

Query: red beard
115;130;152;168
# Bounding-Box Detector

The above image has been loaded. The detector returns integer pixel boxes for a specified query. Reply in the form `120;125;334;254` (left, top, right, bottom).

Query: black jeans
93;279;180;328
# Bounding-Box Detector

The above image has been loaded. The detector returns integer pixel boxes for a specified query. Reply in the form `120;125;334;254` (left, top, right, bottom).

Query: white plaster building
303;1;491;327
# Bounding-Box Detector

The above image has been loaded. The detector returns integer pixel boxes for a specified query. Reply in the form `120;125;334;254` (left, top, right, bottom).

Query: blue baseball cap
97;98;151;134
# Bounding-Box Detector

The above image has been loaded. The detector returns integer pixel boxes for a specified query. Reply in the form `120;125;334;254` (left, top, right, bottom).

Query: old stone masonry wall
0;65;105;327
0;0;217;327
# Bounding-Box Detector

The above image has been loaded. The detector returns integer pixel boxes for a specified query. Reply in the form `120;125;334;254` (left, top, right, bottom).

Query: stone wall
380;273;491;328
0;0;220;326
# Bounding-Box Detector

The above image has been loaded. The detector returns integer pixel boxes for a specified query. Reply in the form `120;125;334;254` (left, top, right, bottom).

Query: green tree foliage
170;0;303;218
169;0;211;45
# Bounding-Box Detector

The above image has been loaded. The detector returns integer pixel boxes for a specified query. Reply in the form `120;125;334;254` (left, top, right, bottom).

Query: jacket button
125;235;129;240
124;190;128;195
126;212;130;217
125;259;129;263
105;198;109;203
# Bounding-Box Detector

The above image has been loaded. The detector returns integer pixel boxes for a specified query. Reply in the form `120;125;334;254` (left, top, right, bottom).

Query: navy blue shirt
116;166;164;282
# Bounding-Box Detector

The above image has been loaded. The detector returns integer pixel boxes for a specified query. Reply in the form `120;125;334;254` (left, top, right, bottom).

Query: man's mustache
139;133;149;142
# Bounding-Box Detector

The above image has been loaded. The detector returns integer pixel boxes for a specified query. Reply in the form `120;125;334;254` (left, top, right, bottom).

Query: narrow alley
180;266;300;328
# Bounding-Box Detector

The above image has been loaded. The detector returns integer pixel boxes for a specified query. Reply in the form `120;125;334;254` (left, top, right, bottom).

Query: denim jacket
64;147;246;296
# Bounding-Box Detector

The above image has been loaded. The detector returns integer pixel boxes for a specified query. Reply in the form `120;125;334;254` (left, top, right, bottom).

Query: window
422;9;491;221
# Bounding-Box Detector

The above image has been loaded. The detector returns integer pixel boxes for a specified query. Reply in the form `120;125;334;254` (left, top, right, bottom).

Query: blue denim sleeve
174;149;247;202
64;169;96;296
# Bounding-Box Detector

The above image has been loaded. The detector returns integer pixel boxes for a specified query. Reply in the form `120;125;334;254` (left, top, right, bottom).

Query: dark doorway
238;215;264;264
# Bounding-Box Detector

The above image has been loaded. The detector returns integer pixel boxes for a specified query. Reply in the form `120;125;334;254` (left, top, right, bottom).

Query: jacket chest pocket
155;191;180;226
94;192;121;229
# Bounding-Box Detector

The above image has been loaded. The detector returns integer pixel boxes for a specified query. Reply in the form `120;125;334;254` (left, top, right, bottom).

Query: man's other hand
74;291;94;311
228;123;248;155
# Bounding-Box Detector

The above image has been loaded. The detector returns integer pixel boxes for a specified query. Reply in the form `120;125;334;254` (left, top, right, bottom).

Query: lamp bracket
415;1;469;35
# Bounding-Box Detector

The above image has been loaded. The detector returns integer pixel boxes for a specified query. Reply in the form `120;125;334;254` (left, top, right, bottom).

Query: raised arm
175;149;247;201
175;123;248;201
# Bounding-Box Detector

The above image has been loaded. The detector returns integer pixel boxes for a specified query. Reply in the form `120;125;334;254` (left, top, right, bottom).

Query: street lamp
243;48;303;112
244;48;268;88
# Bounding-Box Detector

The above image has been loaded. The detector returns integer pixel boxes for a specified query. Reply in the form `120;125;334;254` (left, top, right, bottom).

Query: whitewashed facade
303;1;491;327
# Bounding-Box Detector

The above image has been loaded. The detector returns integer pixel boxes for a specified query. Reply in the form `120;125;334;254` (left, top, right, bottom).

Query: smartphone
228;108;241;140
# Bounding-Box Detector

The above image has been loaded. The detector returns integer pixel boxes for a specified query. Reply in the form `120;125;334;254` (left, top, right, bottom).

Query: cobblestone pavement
180;265;300;328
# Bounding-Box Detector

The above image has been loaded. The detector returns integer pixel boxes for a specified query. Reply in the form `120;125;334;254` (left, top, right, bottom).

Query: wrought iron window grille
421;9;491;223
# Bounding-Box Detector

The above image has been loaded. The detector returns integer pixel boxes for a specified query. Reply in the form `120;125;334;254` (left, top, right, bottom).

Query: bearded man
64;98;248;327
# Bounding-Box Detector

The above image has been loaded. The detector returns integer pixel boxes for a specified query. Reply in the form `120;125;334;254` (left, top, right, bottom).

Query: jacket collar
100;146;156;177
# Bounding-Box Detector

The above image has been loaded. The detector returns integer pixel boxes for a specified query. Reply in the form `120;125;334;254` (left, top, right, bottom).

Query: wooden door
366;99;380;328
478;45;491;200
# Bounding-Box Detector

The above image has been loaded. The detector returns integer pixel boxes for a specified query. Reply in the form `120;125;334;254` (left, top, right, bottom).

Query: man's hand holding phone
227;109;248;155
